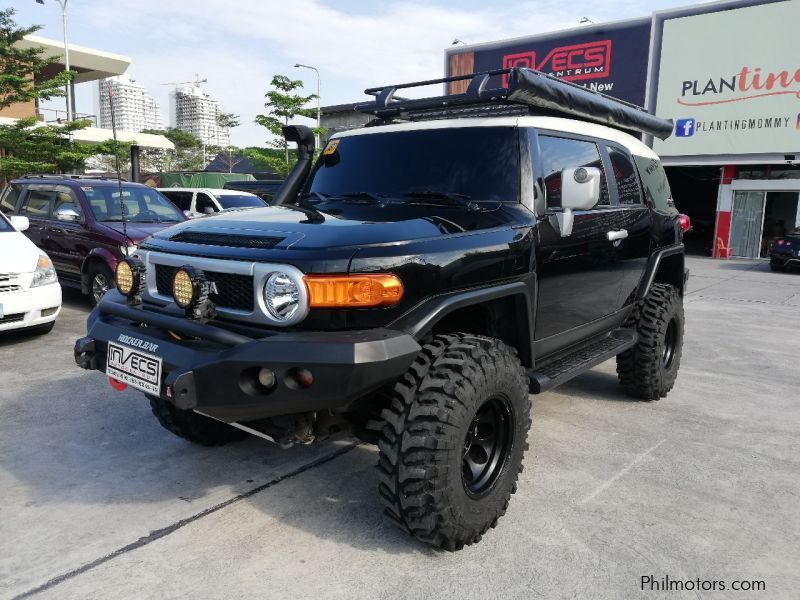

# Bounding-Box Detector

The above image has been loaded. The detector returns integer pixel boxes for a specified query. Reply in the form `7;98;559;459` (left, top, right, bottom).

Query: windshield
82;185;184;223
0;212;13;233
308;127;519;202
215;194;265;209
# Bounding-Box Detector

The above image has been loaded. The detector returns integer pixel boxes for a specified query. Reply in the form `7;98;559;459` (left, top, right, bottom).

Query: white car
0;212;62;335
157;188;266;218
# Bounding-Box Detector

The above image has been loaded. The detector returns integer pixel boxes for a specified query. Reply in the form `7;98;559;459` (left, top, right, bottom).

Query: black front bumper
75;291;420;422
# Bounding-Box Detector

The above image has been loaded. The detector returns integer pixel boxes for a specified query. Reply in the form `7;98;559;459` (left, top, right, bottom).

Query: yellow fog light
115;257;146;304
172;268;196;309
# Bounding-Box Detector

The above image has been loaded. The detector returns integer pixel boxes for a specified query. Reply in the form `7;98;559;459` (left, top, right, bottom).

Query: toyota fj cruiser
75;68;687;551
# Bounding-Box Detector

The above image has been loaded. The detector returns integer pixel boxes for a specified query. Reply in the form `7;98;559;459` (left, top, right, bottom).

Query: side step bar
528;328;638;394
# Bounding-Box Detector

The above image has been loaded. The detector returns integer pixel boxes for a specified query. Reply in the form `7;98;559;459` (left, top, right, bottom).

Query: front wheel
616;283;684;400
371;333;531;551
148;395;247;446
88;263;114;307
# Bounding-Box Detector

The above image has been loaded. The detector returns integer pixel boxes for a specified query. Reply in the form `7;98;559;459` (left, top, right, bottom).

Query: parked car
0;210;61;335
769;227;800;271
75;68;687;550
0;175;186;306
222;180;284;203
157;188;266;218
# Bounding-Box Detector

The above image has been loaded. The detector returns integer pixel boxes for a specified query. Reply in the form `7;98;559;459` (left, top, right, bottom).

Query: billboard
446;20;651;106
653;0;800;159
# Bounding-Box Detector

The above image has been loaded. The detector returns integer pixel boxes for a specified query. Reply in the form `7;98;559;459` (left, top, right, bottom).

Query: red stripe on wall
713;210;732;258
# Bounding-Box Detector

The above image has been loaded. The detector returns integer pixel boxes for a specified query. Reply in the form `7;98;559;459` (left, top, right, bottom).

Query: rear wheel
148;395;247;446
88;262;114;307
770;261;786;272
616;283;684;400
371;333;531;551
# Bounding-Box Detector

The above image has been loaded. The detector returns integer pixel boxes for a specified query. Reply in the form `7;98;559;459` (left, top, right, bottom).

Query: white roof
0;117;174;150
333;116;659;160
157;188;257;196
19;35;130;83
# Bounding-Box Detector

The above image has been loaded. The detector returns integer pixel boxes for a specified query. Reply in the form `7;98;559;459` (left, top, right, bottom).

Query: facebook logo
675;118;695;137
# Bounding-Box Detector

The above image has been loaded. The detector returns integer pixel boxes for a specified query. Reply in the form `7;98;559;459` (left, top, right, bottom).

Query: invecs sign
654;0;800;158
501;41;612;88
458;21;651;106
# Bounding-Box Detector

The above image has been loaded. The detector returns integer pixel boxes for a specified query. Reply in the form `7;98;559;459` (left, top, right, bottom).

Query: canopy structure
18;35;130;84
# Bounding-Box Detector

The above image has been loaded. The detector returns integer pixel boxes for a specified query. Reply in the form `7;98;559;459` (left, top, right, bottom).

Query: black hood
142;202;525;261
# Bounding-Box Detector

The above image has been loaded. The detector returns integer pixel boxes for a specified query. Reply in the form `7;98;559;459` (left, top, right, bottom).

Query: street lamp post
35;0;72;122
294;63;320;149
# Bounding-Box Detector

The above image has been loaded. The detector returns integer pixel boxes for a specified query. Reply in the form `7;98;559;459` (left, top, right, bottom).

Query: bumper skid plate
75;291;421;422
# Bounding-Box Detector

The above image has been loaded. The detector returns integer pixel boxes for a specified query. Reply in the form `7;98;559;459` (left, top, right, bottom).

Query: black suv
75;69;687;550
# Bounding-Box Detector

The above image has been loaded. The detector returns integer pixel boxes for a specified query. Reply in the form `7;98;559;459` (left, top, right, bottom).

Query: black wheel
28;322;55;335
770;261;786;272
88;262;114;307
371;333;531;551
148;395;247;446
616;283;684;400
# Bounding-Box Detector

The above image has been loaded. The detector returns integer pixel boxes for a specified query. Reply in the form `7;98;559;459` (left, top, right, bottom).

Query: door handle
607;229;629;241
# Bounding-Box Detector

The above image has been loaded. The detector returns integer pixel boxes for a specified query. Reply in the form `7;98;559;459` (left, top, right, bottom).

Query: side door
17;185;55;250
47;185;87;281
532;131;626;356
602;144;651;307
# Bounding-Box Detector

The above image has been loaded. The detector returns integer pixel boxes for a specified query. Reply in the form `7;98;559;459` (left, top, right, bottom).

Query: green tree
0;8;71;110
241;146;291;177
255;75;317;165
0;118;94;179
140;127;204;171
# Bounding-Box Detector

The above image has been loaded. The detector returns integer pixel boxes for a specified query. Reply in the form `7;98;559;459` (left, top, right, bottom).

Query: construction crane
161;74;207;87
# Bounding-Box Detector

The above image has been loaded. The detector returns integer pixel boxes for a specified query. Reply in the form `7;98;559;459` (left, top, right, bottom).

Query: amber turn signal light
303;274;403;308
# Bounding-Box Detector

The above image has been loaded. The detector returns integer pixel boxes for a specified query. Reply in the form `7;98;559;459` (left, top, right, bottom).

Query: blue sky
11;0;701;147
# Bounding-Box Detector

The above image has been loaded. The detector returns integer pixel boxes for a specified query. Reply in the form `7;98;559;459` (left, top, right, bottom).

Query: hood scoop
169;231;285;249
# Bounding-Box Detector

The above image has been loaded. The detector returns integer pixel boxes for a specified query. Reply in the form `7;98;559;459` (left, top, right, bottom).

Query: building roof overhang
0;117;174;150
18;35;130;84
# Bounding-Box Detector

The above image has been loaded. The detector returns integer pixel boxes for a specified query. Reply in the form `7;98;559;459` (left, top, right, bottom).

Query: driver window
538;135;610;208
54;186;83;219
196;193;217;213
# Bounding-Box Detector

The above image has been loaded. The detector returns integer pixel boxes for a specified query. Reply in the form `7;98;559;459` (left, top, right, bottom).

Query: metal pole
60;0;72;121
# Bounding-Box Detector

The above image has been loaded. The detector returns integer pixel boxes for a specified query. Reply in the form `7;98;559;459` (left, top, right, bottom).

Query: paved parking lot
1;257;799;599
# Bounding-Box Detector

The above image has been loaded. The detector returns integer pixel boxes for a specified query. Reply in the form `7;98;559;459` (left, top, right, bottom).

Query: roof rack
19;174;128;181
355;68;673;140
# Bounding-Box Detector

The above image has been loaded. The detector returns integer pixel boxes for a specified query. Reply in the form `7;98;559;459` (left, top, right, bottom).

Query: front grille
169;231;284;249
154;264;254;311
0;313;24;324
0;285;22;294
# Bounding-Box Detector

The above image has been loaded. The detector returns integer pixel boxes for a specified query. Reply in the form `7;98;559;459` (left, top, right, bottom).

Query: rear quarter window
633;156;674;212
0;184;23;213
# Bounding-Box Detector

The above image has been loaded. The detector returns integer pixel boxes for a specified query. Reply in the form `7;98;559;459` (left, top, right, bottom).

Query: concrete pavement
1;257;799;599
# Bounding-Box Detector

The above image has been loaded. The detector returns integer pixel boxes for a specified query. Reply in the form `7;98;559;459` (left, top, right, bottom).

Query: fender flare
388;279;535;366
637;243;685;300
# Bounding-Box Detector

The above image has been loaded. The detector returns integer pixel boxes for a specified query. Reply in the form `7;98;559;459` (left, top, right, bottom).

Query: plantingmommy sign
653;0;800;158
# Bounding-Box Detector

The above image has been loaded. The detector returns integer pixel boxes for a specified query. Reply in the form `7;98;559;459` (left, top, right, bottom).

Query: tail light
777;239;785;246
678;213;691;233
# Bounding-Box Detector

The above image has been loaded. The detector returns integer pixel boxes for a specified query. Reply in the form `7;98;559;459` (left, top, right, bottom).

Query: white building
169;85;229;147
96;74;163;132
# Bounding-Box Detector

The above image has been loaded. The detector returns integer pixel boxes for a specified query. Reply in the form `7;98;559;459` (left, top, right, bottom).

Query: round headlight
264;272;301;321
172;268;195;309
115;260;134;295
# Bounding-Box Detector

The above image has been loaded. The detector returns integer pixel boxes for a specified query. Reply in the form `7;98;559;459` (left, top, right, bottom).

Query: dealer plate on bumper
106;342;162;395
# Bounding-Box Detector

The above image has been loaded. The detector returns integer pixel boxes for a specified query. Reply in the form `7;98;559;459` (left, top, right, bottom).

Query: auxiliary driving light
172;265;215;320
115;257;146;304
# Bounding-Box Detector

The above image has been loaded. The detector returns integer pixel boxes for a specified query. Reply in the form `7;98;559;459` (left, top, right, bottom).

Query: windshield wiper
339;191;386;204
402;190;477;209
299;191;330;203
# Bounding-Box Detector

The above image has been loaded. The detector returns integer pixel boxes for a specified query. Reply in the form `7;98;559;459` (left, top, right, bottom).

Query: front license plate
106;342;163;395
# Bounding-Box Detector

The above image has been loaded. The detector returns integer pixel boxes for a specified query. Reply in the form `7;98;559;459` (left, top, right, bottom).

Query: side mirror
55;205;81;222
556;167;601;237
9;215;29;232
